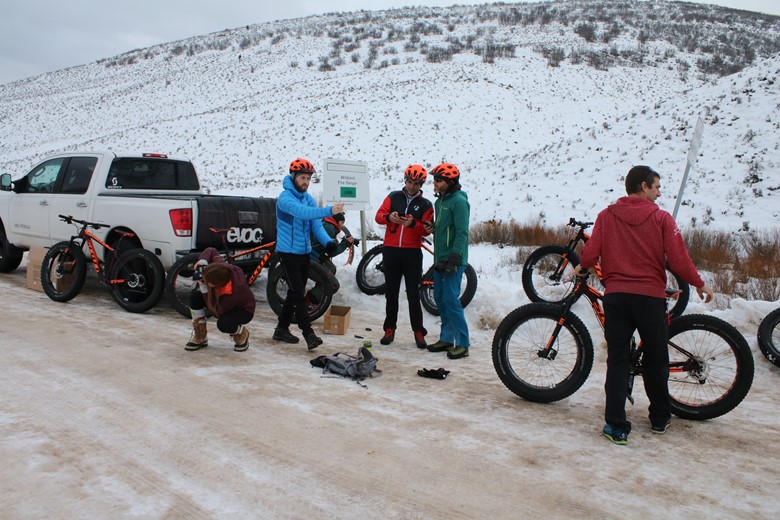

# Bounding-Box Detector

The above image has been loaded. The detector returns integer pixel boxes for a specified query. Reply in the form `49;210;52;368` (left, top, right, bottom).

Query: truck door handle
77;201;88;207
39;200;49;206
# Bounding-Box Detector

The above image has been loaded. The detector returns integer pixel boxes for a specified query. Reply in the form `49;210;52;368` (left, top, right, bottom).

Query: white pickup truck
0;151;277;273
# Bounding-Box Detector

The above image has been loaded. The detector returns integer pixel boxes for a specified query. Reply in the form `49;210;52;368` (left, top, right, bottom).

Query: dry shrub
469;219;780;302
739;229;780;281
682;228;737;271
470;219;569;246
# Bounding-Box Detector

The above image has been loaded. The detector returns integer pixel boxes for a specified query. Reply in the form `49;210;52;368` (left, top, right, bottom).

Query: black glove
351;238;361;248
417;368;451;380
432;262;445;273
324;240;338;256
443;253;462;274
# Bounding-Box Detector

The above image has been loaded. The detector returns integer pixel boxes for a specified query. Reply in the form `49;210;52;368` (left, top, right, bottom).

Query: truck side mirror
0;173;12;191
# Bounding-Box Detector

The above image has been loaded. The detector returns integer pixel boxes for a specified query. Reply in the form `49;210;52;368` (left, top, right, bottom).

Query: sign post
673;117;704;220
321;158;371;254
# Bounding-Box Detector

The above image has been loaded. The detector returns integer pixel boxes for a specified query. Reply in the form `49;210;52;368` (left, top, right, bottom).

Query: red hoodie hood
606;196;659;227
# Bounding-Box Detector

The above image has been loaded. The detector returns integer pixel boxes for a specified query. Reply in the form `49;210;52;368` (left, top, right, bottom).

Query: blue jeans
433;266;469;348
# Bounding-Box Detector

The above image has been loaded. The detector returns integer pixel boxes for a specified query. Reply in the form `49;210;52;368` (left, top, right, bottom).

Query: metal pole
673;117;704;220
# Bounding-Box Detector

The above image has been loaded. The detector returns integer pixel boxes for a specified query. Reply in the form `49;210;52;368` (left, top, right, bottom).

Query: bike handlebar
59;214;108;230
567;217;594;229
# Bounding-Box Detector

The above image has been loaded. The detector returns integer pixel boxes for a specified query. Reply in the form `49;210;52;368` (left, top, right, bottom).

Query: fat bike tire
667;314;754;420
164;253;201;318
757;308;780;368
267;260;333;322
40;242;87;303
492;303;594;403
522;245;580;304
355;244;386;295
109;248;165;313
420;263;478;316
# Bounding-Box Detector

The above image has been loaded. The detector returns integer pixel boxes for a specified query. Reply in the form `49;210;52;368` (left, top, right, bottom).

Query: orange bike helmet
289;158;315;175
404;164;427;183
431;163;460;181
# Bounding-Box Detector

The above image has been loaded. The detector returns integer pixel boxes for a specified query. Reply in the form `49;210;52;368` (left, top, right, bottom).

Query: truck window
16;158;66;193
60;157;97;194
106;158;200;190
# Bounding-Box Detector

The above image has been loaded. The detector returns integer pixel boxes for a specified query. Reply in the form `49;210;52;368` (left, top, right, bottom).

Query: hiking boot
414;330;427;349
185;317;208;351
651;420;671;435
273;327;299;344
305;333;323;351
447;346;469;359
380;328;395;345
232;326;250;352
602;424;628;445
427;340;453;352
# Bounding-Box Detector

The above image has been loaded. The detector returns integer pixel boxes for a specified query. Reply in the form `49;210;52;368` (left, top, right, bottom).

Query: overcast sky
1;0;778;85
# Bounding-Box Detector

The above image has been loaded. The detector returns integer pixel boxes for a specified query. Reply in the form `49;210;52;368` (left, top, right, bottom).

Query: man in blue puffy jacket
273;158;344;350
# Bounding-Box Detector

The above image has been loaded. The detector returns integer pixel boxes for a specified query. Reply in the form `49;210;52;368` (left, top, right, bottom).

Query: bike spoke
668;328;737;407
505;316;580;389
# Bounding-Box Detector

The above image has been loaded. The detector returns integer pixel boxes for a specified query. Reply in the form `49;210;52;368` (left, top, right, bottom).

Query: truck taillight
169;209;192;237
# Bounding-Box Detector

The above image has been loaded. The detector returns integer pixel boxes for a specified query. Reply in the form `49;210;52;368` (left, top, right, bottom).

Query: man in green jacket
424;163;471;359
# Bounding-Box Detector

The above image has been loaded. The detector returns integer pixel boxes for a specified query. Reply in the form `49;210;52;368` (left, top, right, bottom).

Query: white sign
321;158;370;211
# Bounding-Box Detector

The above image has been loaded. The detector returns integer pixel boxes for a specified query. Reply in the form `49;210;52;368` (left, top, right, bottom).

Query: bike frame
545;274;691;400
207;227;277;287
555;218;604;284
63;216;131;285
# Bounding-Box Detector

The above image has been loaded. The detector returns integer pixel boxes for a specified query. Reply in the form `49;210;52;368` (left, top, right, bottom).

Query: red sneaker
380;328;395;345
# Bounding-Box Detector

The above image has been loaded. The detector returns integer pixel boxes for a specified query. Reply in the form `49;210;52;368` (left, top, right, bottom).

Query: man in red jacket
576;165;713;445
374;164;434;348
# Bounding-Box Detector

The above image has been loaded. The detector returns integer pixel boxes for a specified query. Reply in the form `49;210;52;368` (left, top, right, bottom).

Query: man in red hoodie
576;165;713;445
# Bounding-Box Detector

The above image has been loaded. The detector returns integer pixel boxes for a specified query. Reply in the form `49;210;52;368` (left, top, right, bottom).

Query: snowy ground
1;244;779;519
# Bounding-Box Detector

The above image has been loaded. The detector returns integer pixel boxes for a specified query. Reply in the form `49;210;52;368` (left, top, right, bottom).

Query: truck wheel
0;221;24;273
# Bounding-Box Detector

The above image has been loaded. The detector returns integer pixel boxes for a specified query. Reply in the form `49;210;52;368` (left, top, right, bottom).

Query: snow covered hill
0;0;778;232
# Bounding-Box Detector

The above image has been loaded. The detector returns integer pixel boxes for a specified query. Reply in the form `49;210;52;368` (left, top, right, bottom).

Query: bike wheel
757;308;780;368
266;260;333;322
40;242;87;302
164;253;201;318
522;245;580;304
667;314;754;420
665;268;690;319
109;249;165;313
492;303;594;403
355;244;386;295
420;263;479;316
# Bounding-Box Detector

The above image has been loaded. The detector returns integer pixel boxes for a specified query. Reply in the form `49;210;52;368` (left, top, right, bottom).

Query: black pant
382;247;424;333
277;253;314;337
190;290;252;334
603;293;670;433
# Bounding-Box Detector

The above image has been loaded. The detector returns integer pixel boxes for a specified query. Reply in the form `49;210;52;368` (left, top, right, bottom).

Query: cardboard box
26;247;77;293
322;305;352;335
26;247;47;292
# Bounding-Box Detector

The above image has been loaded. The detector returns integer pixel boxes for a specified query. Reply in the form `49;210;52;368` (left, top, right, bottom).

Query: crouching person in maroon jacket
185;247;256;352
